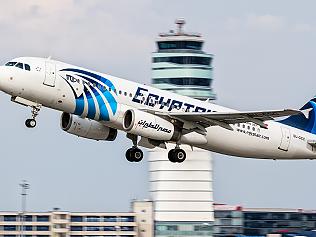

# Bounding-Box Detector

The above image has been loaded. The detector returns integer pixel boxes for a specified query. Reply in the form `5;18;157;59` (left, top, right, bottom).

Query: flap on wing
167;109;300;129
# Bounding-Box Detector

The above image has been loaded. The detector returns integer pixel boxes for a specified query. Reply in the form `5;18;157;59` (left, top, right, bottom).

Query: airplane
0;57;316;163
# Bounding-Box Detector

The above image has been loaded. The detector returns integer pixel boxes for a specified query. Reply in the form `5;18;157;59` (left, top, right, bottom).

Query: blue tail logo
60;68;118;121
280;98;316;134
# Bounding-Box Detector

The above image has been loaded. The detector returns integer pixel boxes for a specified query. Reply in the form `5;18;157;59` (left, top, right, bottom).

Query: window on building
70;216;83;222
194;224;213;231
86;226;100;231
103;226;116;231
120;216;134;222
36;226;49;231
289;213;302;221
86;216;100;222
103;216;117;222
158;41;202;50
23;226;33;231
166;225;178;231
4;225;16;231
36;216;49;222
4;216;17;222
121;226;134;231
214;211;232;218
24;215;33;222
70;226;83;231
153;56;211;65
154;77;210;87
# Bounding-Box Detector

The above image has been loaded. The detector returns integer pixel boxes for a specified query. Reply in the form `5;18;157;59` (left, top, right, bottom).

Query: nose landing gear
25;105;41;128
25;119;36;128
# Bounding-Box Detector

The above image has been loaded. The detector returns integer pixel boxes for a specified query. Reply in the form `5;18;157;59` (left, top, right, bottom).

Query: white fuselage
0;57;315;160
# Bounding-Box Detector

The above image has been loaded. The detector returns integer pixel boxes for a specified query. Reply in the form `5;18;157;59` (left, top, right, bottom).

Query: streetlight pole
20;180;30;237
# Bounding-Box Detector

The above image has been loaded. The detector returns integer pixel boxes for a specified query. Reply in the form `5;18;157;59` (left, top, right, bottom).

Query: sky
1;0;316;212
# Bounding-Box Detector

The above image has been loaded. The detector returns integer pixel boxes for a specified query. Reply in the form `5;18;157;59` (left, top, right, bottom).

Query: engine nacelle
123;109;180;141
61;113;117;141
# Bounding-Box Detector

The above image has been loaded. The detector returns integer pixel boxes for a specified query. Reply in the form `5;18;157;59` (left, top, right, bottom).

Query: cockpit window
24;64;31;71
5;62;17;66
15;63;23;69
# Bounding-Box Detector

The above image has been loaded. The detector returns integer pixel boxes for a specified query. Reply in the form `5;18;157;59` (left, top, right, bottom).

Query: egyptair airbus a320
0;57;315;163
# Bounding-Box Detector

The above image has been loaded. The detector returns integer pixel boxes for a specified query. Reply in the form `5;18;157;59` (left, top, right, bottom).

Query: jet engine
60;112;117;141
122;109;180;141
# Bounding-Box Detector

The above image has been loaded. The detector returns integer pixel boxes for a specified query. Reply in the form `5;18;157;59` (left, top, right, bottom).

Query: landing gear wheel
168;149;176;163
125;148;134;162
168;148;186;163
132;148;143;162
125;147;143;162
25;104;41;128
25;119;36;128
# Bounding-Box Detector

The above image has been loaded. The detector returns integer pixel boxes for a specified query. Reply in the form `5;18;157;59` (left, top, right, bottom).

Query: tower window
154;78;210;87
158;41;202;50
153;56;211;65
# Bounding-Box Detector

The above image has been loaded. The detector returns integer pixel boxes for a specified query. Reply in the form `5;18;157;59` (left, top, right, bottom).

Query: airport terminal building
0;201;153;237
1;202;316;237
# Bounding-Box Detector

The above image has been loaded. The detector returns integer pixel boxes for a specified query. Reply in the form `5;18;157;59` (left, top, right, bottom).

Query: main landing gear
126;134;144;162
25;105;41;128
168;146;186;163
126;147;144;162
125;134;186;163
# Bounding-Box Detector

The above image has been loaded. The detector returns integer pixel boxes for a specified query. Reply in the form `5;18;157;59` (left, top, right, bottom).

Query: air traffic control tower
149;19;215;236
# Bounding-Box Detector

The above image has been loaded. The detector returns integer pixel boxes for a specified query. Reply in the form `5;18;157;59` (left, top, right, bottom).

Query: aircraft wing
157;109;300;131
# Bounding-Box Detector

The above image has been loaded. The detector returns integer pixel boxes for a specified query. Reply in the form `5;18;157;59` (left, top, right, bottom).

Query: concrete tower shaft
149;19;215;237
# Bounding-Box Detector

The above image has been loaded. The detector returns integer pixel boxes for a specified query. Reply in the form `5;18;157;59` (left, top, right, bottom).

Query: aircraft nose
0;66;8;91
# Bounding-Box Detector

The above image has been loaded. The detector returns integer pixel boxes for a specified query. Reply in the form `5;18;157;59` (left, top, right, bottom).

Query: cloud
292;23;314;32
246;14;286;31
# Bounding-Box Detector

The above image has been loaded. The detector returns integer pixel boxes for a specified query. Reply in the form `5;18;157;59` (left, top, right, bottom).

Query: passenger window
247;126;250;130
24;64;31;71
119;90;122;95
252;127;255;131
124;92;127;96
129;93;132;97
15;63;23;69
242;124;245;129
109;88;111;92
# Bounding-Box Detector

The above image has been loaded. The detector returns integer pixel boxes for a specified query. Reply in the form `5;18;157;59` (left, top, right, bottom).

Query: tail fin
280;98;316;134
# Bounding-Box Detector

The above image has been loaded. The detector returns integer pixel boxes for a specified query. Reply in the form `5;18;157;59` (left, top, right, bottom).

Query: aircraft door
44;61;56;87
278;127;291;151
